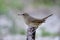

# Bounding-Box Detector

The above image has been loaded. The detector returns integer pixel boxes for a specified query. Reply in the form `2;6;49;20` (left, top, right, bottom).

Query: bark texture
27;27;37;40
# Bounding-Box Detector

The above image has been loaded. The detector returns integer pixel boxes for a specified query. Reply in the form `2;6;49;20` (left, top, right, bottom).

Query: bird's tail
42;14;53;20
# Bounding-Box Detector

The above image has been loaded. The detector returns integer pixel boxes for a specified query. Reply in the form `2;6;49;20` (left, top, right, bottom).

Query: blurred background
0;0;60;40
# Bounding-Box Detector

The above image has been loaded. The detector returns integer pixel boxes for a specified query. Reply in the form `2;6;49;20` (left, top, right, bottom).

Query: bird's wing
28;16;39;21
31;20;42;23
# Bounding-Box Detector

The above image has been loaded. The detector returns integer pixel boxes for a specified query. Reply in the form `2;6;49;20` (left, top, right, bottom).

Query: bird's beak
18;14;22;16
18;13;24;16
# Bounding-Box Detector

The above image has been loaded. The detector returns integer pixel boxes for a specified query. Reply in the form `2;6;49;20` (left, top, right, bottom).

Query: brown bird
18;13;53;27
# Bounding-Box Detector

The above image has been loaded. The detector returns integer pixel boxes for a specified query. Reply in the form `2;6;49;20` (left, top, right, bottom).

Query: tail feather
42;14;53;20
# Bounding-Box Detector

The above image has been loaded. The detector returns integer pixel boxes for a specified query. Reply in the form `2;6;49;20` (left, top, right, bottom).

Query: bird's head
18;13;29;17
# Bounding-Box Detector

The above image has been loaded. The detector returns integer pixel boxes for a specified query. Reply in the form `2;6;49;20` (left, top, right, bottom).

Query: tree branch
27;27;37;40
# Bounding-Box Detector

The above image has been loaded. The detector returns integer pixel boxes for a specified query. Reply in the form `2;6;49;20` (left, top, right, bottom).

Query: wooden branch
27;27;37;40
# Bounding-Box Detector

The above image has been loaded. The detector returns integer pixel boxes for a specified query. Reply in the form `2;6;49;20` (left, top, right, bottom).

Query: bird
18;13;53;27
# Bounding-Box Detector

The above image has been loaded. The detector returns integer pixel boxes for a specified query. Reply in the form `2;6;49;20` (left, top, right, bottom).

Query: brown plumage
18;13;53;27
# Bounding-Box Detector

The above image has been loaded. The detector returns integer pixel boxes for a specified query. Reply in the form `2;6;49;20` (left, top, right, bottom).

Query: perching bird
18;13;53;27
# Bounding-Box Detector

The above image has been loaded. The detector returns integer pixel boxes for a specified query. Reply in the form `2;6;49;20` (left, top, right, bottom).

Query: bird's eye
22;14;24;15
